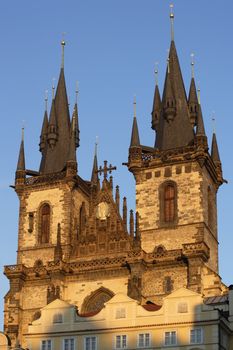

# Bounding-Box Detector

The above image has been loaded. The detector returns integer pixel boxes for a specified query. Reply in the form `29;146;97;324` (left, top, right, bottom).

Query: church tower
128;8;225;299
4;9;228;349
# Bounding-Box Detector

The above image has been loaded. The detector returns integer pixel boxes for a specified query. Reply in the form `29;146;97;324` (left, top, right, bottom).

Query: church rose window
39;204;51;244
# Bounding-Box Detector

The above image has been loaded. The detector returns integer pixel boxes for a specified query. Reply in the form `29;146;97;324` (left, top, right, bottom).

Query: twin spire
129;4;221;167
38;40;80;174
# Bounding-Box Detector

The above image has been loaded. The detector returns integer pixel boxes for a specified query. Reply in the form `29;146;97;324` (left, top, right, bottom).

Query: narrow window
79;202;86;234
164;276;173;293
28;212;34;233
40;204;50;244
164;184;175;222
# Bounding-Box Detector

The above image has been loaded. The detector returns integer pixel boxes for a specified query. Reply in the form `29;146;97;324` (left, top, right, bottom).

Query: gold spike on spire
95;136;98;156
61;35;66;69
133;95;136;118
197;85;201;105
167;49;170;74
45;90;48;111
191;53;195;78
52;78;56;99
170;3;174;41
154;62;159;85
212;111;216;133
75;81;79;104
21;126;25;142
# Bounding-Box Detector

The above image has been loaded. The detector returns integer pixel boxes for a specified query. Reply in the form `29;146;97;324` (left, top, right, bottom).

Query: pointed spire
123;197;127;230
61;38;65;69
135;211;140;240
71;103;80;148
67;119;77;162
155;40;194;150
115;185;120;211
91;141;99;185
151;65;161;131
39;92;49;153
188;77;198;127
54;223;62;262
196;104;206;136
47;98;58;148
211;132;221;164
130;209;134;238
17;128;25;171
130;97;140;147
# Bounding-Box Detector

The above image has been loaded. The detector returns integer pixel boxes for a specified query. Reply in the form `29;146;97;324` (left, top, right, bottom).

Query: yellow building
3;7;233;350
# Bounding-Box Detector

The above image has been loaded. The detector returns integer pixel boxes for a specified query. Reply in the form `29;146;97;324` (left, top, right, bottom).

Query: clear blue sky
0;0;232;330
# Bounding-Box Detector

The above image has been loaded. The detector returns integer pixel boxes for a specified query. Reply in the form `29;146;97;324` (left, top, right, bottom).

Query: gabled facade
3;8;232;350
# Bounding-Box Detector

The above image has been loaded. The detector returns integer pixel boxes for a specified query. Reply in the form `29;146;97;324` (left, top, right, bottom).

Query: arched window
164;184;175;222
39;204;50;244
159;181;178;226
164;276;173;293
79;202;86;234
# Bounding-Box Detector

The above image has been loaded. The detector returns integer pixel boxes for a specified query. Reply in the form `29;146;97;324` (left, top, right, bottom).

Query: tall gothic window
159;181;178;226
39;204;50;244
164;184;175;222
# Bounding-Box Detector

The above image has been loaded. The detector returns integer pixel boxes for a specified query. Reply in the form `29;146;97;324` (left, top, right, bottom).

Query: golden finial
197;84;201;104
75;81;79;104
133;95;136;118
95;136;99;156
170;3;174;41
21;125;25;142
45;90;48;111
61;33;66;69
52;78;56;99
167;49;170;74
191;53;195;78
212;111;216;133
154;62;159;85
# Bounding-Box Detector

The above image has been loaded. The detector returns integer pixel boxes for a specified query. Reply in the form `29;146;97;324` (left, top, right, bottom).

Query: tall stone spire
16;128;25;171
91;141;99;185
211;132;221;164
39;41;72;174
151;66;161;131
155;8;194;150
71;82;80;148
39;99;49;153
188;78;198;127
130;97;140;147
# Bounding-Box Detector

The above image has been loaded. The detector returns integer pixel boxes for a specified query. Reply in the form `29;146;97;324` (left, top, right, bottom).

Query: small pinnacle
154;62;159;85
197;87;201;105
95;136;98;156
75;81;79;104
61;36;66;69
52;78;56;99
133;96;137;118
211;112;216;133
21;127;24;142
169;3;175;41
191;53;195;78
45;90;48;111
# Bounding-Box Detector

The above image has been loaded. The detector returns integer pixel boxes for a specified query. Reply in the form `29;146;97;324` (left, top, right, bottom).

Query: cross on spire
97;160;117;180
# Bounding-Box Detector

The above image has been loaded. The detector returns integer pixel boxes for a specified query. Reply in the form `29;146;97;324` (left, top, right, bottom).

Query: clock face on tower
96;202;110;220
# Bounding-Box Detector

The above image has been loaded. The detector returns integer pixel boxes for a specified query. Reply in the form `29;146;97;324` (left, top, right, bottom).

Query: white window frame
164;331;177;346
41;339;52;350
190;328;203;344
137;332;151;348
84;335;97;350
63;337;75;350
115;334;127;349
